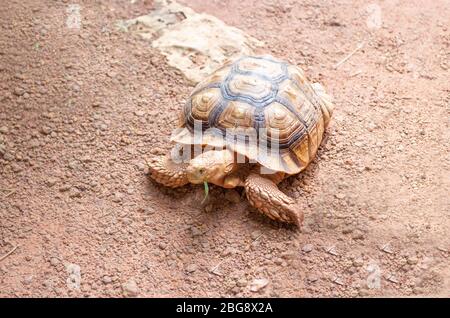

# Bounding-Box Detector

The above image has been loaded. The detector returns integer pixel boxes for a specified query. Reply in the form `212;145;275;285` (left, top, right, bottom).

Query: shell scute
174;55;334;174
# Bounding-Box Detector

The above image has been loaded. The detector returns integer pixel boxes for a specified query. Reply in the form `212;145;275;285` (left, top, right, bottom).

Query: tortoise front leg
244;173;304;227
147;155;189;188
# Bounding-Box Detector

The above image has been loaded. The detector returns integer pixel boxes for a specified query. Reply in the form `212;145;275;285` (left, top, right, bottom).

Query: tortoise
148;55;334;226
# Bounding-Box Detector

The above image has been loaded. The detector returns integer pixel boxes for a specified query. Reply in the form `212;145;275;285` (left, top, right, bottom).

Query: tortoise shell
172;55;334;174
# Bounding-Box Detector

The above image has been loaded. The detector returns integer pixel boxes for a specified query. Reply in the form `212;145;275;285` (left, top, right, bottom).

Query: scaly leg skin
244;173;304;227
147;155;189;188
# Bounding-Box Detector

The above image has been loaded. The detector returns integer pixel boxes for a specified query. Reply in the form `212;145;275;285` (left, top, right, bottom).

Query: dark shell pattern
176;55;333;174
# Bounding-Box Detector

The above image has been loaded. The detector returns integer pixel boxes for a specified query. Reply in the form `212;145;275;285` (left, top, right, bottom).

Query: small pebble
186;264;198;273
249;278;269;292
302;244;314;253
102;276;112;284
122;279;139;297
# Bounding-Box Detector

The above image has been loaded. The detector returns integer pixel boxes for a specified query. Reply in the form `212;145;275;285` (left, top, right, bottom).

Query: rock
231;286;240;294
13;87;25;96
249;278;269;292
302;244;314;253
335;193;346;199
68;160;78;170
352;258;364;267
3;152;14;161
352;230;365;240
66;263;81;290
307;274;318;283
122;279;139;297
50;257;59;266
59;184;71;192
23;275;33;285
236;278;247;287
46;177;59;187
185;263;198;273
121;0;263;84
112;192;124;203
69;188;82;198
0;126;8;134
407;256;419;265
158;242;167;250
225;190;241;204
40;126;52;135
342;226;353;234
221;247;235;257
102;276;112;284
11;163;22;173
134;110;145;117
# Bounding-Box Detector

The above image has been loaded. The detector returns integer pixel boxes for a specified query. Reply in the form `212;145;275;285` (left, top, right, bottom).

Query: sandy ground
0;0;449;297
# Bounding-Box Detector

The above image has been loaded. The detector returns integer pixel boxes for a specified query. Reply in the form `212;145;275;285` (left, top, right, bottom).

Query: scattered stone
69;188;82;198
112;192;124;203
335;193;346;200
231;286;240;294
66;263;81;290
386;274;399;284
342;226;353;234
332;277;345;286
3;152;14;161
352;230;365;240
380;243;394;254
40;126;52;135
0;126;8;134
134;110;145;117
13;87;25;96
352;258;364;267
236;278;247;287
407;256;419;265
306;274;318;283
102;276;112;284
225;190;241;204
59;184;71;192
50;257;59;266
122;279;139;297
68;160;78;170
158;242;167;250
325;245;339;256
23;275;33;285
11;163;22;173
185;263;198;273
302;244;314;253
221;247;235;257
249;278;269;292
46;177;59;187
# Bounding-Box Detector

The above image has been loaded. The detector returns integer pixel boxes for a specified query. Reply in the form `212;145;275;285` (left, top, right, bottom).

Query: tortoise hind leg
147;155;189;188
244;173;304;227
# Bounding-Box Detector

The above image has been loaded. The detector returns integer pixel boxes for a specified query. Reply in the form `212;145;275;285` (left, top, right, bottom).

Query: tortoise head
186;149;236;185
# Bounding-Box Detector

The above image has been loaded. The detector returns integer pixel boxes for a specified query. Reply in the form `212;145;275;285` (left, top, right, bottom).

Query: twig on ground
0;245;19;262
334;42;365;69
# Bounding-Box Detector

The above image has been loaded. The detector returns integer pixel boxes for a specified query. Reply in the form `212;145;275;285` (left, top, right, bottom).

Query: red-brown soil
0;0;449;297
